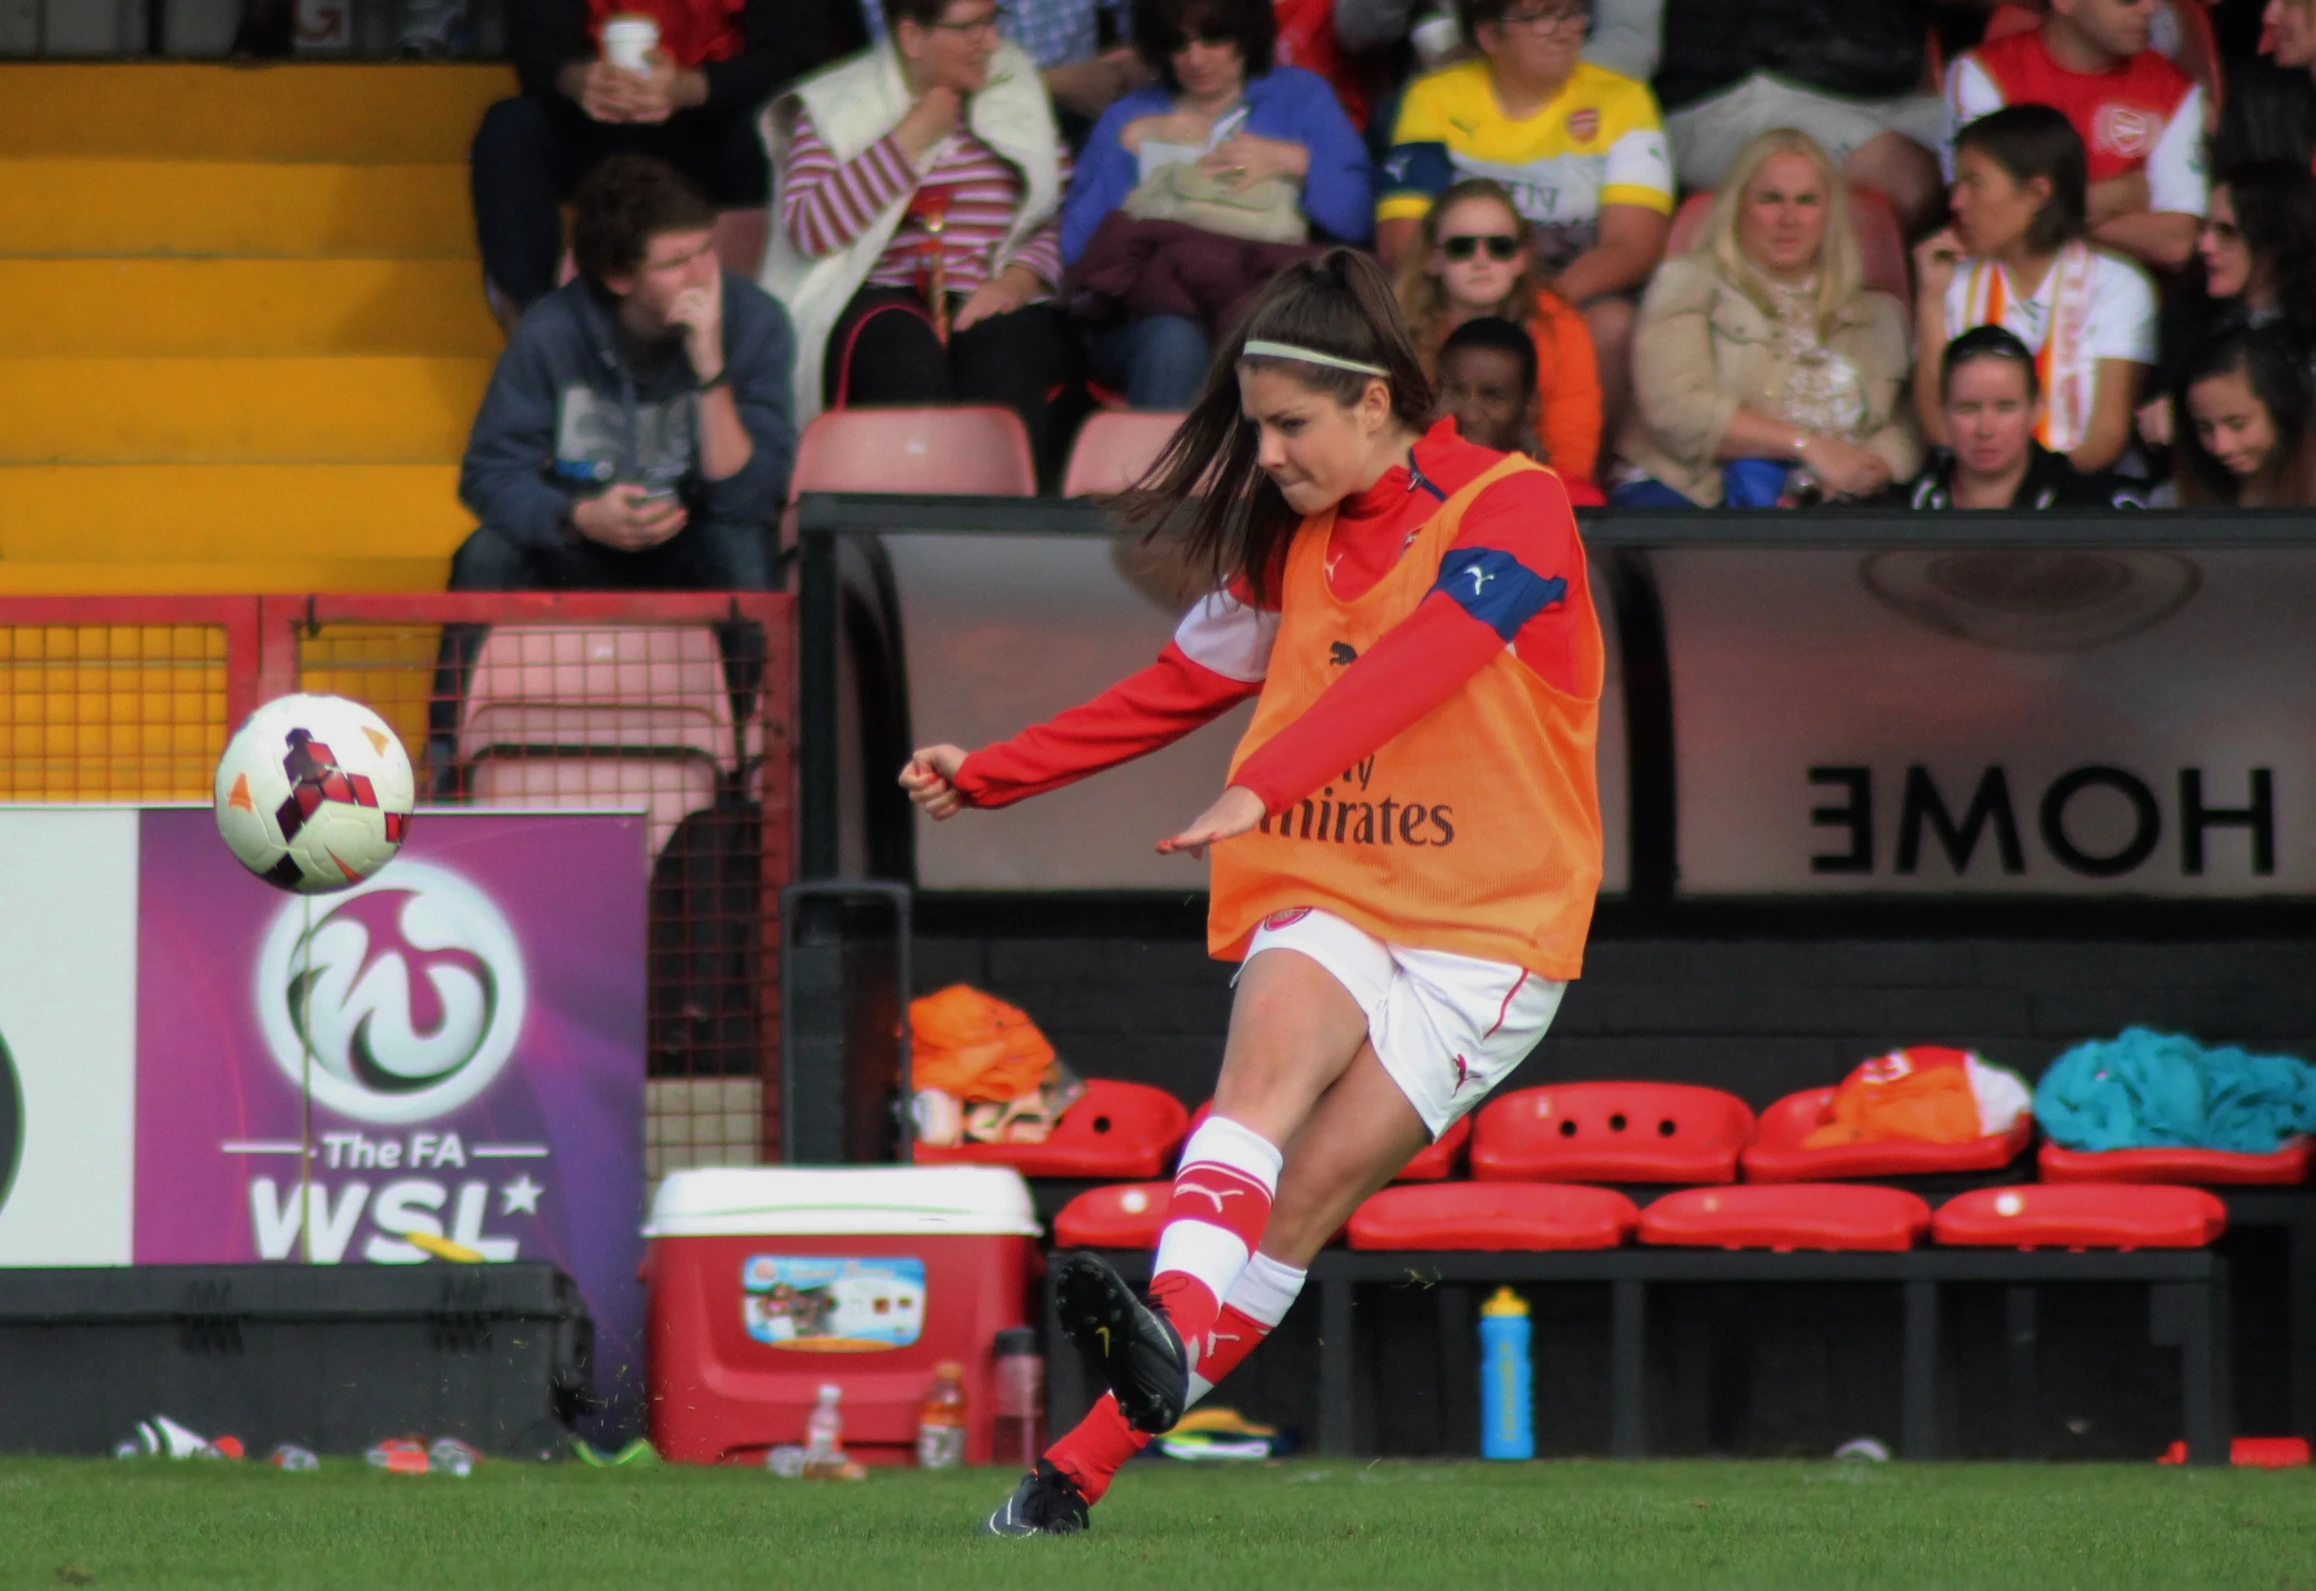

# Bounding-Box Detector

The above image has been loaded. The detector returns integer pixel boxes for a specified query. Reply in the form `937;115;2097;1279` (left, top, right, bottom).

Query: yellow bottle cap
1480;1285;1529;1318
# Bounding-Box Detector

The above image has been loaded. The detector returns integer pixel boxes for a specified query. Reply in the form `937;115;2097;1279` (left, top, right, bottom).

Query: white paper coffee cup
601;15;658;70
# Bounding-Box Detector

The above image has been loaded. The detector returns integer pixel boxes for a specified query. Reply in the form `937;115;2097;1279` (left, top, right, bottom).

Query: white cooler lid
645;1165;1042;1237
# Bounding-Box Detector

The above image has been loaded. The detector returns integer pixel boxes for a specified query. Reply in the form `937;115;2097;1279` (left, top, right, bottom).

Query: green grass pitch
1;1456;2311;1590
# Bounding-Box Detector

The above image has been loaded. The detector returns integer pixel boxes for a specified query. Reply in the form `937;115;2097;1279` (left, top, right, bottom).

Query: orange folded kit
1802;1046;1987;1149
908;984;1056;1103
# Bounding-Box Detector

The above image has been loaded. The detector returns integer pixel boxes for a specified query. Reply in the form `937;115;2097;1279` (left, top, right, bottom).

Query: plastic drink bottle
916;1362;969;1469
990;1328;1044;1472
804;1384;846;1474
1479;1286;1534;1460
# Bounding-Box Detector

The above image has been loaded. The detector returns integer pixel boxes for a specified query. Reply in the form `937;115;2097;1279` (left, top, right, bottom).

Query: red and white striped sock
1045;1252;1308;1504
1148;1115;1282;1359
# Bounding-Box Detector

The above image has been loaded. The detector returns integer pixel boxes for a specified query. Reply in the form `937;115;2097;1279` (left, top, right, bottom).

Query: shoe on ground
982;1458;1090;1536
1054;1252;1189;1435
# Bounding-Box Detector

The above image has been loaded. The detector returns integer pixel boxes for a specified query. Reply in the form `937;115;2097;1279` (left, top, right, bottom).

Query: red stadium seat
1637;1184;1932;1251
1742;1087;2034;1182
1663;187;1911;301
914;1077;1189;1178
1060;410;1185;498
712;208;769;276
460;624;737;766
1186;1101;1470;1182
1471;1082;1755;1184
2038;1137;2312;1186
1932;1184;2228;1248
792;405;1037;497
1346;1182;1638;1252
1053;1180;1172;1248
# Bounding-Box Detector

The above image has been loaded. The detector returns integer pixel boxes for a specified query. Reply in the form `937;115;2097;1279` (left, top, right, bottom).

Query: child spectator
1375;0;1671;442
469;0;841;320
452;156;796;590
1060;0;1372;408
1914;105;2154;475
1391;179;1600;482
1651;0;1946;231
1436;316;1542;456
1899;325;2143;508
2164;326;2316;506
1944;0;2207;272
1614;128;1918;508
2140;160;2316;452
763;0;1076;477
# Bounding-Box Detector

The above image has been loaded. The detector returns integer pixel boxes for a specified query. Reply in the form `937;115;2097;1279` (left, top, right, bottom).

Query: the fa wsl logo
255;863;528;1124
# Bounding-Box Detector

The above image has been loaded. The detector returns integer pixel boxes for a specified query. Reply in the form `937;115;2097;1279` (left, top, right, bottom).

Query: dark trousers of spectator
472;94;770;311
824;287;1075;485
446;516;772;591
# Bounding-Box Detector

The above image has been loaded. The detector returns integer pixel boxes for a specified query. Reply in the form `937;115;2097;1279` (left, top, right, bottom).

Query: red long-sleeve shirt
953;421;1585;816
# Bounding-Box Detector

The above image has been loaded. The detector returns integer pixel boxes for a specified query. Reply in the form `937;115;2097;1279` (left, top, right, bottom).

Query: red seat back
913;1078;1189;1179
1638;1184;1931;1251
1346;1182;1638;1252
1053;1180;1172;1248
792;406;1036;497
1471;1082;1755;1184
1742;1087;2033;1182
1933;1184;2228;1248
1060;410;1184;498
2037;1137;2312;1186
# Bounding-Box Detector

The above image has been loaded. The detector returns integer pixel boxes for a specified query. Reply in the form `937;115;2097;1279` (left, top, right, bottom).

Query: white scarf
1954;241;2099;455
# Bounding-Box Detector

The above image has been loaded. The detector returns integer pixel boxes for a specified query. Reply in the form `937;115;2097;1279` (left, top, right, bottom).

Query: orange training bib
1207;455;1605;978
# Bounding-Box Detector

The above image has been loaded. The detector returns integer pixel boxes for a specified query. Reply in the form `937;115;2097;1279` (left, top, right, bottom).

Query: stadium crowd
444;0;2316;590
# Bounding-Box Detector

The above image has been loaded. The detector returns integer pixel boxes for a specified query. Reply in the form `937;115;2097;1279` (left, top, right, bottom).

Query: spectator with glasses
762;0;1076;476
1613;128;1918;508
1059;0;1372;408
1375;0;1671;451
2140;160;2316;454
1392;178;1600;485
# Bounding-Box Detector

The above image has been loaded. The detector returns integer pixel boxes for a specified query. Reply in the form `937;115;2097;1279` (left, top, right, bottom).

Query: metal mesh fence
0;595;794;1189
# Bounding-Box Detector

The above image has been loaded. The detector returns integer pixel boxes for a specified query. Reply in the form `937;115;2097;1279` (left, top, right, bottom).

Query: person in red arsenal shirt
1945;0;2208;272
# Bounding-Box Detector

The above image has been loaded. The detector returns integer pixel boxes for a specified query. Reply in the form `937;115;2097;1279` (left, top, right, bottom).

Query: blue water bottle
1479;1286;1533;1460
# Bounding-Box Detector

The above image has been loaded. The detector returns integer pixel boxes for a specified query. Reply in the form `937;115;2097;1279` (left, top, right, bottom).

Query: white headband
1240;339;1389;378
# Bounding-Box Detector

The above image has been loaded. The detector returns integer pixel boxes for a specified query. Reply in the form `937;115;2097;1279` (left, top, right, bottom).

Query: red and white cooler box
644;1166;1041;1464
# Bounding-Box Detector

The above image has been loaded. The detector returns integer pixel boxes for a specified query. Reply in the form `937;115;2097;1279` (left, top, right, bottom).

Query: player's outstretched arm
899;744;968;820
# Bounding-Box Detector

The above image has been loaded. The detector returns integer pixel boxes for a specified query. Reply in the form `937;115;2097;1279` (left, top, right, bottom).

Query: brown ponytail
1120;248;1433;606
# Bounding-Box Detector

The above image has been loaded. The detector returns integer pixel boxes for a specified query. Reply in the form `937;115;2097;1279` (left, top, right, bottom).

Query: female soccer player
898;248;1603;1535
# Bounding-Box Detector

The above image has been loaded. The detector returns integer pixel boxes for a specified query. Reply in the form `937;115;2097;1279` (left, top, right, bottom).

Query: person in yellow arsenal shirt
904;250;1603;1536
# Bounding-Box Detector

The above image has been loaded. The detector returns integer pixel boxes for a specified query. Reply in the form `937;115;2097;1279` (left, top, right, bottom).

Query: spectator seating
1664;187;1911;302
914;1076;1189;1178
2039;1137;2314;1186
1934;1183;2229;1247
1060;411;1186;498
1638;1184;1933;1250
1742;1086;2035;1181
458;622;742;856
1346;1182;1639;1251
792;406;1038;499
1053;1179;1172;1249
1470;1082;1754;1184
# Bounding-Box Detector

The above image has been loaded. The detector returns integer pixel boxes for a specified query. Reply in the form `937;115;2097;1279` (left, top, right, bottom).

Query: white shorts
1664;72;1946;190
1243;907;1566;1138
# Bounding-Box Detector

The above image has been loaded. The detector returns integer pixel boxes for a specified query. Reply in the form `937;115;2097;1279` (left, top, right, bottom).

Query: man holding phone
451;154;797;592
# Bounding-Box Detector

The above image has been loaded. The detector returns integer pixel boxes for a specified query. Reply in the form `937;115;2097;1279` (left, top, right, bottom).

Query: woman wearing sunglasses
1612;127;1919;508
1059;0;1373;409
1392;178;1601;489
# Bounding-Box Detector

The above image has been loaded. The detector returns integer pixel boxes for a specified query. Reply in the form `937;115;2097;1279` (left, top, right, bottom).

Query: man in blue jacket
451;154;796;592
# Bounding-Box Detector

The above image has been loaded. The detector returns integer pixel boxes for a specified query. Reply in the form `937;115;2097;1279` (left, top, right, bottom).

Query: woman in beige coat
1611;128;1920;507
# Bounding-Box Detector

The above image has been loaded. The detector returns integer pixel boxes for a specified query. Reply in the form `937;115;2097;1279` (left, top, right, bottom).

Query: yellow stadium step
0;358;492;463
0;64;516;164
0;463;471;564
0;559;451;595
0;159;474;259
0;258;500;357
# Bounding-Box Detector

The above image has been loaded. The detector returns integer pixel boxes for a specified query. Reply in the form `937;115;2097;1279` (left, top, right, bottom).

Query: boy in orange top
903;250;1602;1535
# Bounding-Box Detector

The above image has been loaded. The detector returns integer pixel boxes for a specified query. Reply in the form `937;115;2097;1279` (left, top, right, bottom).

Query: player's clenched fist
899;744;969;819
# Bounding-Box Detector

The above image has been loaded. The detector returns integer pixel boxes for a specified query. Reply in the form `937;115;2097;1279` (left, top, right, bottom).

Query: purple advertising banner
133;806;648;1431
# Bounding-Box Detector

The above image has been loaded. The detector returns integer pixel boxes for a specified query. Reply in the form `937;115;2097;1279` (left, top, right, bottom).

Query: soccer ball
213;693;415;894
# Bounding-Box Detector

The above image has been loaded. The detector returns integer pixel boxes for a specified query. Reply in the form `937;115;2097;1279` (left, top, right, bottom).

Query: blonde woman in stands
1914;104;2155;476
1392;178;1602;489
1610;127;1919;508
762;0;1075;479
903;249;1600;1535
